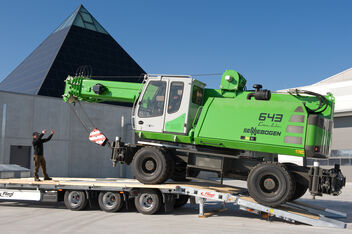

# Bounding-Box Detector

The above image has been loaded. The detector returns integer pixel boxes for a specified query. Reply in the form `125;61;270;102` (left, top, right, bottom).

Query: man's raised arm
42;130;54;143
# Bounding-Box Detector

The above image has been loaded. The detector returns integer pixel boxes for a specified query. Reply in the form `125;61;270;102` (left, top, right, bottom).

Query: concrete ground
0;181;351;234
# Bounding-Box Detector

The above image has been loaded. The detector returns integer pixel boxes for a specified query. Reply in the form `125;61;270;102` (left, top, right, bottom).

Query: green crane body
63;69;345;207
64;70;334;159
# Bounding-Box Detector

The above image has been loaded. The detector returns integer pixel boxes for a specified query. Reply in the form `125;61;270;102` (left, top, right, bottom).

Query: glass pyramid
53;5;108;35
0;4;145;98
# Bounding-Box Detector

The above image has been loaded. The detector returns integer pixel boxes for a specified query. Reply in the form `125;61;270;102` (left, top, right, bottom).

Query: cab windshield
138;81;166;118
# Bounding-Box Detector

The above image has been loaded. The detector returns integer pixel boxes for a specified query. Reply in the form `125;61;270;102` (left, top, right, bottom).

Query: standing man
32;129;54;181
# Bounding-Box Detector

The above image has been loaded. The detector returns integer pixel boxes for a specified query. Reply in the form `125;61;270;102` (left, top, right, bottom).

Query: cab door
163;78;191;134
135;79;167;132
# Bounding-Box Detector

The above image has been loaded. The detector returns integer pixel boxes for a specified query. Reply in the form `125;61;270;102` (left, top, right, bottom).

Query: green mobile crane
63;69;345;207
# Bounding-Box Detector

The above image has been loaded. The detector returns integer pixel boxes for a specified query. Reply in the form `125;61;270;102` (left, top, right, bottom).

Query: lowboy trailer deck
0;177;347;229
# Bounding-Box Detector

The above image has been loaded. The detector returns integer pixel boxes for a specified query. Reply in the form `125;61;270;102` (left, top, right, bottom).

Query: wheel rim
102;192;118;208
259;175;279;194
68;191;82;208
139;194;154;211
142;158;157;174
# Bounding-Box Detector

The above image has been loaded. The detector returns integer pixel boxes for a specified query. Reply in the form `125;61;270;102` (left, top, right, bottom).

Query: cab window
192;86;203;105
138;81;166;118
167;82;184;114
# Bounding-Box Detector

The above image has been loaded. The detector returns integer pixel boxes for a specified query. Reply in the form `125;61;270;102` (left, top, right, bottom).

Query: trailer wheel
174;195;189;208
64;191;88;211
132;147;171;184
134;189;162;215
98;192;124;212
247;162;295;207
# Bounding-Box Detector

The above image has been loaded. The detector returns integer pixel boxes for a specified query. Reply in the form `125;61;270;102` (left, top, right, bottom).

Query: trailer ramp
176;185;347;229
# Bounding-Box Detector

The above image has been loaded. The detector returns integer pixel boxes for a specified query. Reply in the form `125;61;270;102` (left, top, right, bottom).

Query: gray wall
0;91;133;178
332;116;352;150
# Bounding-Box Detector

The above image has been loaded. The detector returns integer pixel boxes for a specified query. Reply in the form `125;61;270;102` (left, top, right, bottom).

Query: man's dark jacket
32;133;53;155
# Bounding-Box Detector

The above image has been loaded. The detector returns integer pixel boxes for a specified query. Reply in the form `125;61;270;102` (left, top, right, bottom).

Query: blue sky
0;0;351;90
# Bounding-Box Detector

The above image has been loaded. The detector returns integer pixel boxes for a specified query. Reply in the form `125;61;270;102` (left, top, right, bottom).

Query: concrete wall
0;91;134;178
332;116;352;150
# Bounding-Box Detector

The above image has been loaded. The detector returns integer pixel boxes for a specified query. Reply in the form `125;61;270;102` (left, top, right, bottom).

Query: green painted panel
136;130;304;157
136;131;193;144
195;92;306;147
195;136;305;157
164;114;186;133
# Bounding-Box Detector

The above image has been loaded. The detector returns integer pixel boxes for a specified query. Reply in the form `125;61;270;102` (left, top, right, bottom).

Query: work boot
44;177;52;180
34;177;41;182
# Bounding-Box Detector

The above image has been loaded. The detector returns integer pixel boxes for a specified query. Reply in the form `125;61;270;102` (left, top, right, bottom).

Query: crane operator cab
134;75;206;135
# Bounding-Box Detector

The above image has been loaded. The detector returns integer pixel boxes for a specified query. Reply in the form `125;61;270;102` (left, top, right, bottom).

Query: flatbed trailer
0;177;347;229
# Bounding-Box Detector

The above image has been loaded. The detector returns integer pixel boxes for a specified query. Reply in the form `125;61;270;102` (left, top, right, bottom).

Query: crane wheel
247;162;295;207
283;163;309;201
64;190;88;211
134;189;162;215
290;180;308;201
132;147;172;184
171;162;188;181
171;162;200;182
98;191;124;212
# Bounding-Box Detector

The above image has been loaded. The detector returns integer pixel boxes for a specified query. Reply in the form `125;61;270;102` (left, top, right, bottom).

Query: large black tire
171;162;188;182
132;147;172;184
247;162;295;207
64;190;88;211
290;181;308;201
174;195;189;208
171;162;200;182
124;198;136;210
134;189;162;215
98;191;124;212
166;152;176;179
283;163;309;201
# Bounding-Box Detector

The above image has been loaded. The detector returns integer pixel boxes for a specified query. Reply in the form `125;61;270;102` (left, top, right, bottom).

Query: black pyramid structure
0;5;145;97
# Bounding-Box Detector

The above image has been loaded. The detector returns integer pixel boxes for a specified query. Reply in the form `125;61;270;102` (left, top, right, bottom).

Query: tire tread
247;162;295;207
132;146;172;184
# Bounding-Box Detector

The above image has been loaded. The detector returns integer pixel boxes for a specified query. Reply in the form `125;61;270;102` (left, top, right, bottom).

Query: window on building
138;81;166;118
330;149;352;157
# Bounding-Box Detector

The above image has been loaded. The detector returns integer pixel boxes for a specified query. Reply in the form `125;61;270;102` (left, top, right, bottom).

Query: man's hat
32;132;40;136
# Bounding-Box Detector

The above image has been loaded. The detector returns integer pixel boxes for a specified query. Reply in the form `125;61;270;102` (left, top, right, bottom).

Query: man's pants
33;155;49;179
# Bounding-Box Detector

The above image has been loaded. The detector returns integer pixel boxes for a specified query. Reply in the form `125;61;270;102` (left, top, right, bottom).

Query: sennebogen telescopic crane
63;69;345;207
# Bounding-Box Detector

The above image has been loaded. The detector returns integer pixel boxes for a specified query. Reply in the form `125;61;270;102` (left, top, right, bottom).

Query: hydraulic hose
288;89;329;114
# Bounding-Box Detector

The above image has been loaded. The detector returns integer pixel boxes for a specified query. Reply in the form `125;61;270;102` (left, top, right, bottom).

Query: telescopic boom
63;75;143;104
